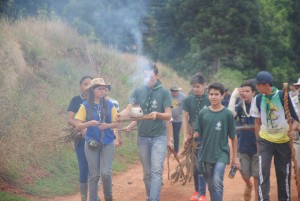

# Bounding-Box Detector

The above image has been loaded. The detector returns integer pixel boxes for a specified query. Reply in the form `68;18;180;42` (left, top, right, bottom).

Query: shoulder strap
279;90;284;107
255;90;299;121
256;91;284;113
256;94;262;113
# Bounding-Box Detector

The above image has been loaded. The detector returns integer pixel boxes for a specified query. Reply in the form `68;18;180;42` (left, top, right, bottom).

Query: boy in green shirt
182;73;210;201
194;82;240;201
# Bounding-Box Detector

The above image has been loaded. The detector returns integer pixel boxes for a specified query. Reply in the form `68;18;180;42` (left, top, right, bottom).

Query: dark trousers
195;139;206;195
74;138;89;183
172;121;182;153
257;138;291;201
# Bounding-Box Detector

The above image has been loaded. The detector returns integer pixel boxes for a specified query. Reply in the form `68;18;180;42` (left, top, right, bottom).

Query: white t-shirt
250;90;289;143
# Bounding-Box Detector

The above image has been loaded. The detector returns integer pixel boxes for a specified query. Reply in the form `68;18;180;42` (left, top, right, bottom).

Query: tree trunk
212;57;221;72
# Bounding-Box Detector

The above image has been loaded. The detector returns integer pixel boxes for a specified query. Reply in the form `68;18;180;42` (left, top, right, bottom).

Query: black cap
256;71;273;84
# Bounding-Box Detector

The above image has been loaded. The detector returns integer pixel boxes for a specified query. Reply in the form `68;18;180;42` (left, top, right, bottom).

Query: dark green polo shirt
182;93;210;128
129;85;172;137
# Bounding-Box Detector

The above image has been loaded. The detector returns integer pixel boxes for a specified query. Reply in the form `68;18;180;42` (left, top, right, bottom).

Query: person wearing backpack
250;71;299;201
228;80;258;201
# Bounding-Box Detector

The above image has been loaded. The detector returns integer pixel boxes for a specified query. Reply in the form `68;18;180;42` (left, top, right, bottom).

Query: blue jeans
172;122;182;153
74;138;89;183
138;135;167;201
85;142;114;201
196;139;206;196
203;162;226;201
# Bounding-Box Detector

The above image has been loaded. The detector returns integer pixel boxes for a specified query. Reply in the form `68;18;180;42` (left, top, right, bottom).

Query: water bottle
228;165;237;179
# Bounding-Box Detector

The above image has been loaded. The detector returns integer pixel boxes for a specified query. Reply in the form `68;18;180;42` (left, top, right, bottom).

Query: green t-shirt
194;107;236;164
182;93;210;128
129;84;172;137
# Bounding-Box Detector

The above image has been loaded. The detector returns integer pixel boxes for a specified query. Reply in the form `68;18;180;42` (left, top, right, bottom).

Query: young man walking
250;71;299;200
228;80;258;201
182;73;210;201
194;82;240;201
118;63;173;201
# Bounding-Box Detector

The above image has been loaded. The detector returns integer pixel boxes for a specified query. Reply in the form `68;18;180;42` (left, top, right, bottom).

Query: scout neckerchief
191;94;204;130
96;97;107;144
242;98;253;118
144;80;162;114
195;94;204;115
97;97;107;123
264;86;279;121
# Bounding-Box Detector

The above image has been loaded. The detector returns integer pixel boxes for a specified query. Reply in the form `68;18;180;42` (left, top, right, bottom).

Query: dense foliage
145;0;300;84
0;0;299;84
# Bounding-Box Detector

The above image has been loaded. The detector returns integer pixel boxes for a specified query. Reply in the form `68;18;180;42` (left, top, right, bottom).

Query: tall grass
0;17;191;198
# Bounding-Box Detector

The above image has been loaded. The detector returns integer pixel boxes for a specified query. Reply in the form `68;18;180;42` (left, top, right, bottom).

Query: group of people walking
67;64;300;201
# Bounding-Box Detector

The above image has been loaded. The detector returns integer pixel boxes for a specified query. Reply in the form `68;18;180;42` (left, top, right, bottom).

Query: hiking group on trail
67;64;300;201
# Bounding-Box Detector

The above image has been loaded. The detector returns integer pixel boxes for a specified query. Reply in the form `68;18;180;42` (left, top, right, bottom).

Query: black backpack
255;90;299;121
255;90;284;113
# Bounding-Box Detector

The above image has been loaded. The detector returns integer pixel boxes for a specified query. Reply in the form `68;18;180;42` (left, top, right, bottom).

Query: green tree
0;0;53;20
258;0;300;83
146;0;262;77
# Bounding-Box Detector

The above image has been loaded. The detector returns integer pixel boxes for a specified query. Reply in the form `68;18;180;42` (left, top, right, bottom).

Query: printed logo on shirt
151;100;158;109
215;121;222;131
172;100;178;108
266;100;279;128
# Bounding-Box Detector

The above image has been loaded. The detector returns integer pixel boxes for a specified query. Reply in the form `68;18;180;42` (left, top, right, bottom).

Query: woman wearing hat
67;75;93;201
75;78;119;201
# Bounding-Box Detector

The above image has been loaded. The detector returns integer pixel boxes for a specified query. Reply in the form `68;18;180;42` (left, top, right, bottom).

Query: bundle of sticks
169;126;198;186
61;126;82;143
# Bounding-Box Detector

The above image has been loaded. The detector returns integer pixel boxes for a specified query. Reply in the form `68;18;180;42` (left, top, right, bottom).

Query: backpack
255;90;299;121
255;90;284;113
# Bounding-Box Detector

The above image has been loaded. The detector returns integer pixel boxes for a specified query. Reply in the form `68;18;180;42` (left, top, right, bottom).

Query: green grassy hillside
0;18;191;197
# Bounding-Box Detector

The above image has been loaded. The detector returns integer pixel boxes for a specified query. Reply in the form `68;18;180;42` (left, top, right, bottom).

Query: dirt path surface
35;155;298;201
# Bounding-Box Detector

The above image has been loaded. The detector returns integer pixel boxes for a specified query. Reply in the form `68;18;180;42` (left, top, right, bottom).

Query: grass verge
22;147;78;197
0;192;32;201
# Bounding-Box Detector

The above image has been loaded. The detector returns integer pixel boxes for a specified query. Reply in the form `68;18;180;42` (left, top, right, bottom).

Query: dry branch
169;126;198;186
236;125;255;131
113;114;154;122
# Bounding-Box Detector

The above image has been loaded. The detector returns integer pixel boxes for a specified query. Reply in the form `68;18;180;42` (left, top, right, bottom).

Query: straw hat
85;78;111;90
170;85;182;91
293;78;300;86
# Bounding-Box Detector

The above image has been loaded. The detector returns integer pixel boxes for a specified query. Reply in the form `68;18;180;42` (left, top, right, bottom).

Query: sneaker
198;195;206;201
190;192;200;201
244;184;253;201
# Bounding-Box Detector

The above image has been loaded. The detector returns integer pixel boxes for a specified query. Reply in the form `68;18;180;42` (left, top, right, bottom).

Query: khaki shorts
294;138;300;170
239;152;259;178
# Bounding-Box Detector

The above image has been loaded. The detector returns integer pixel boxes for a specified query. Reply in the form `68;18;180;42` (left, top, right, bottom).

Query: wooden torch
283;82;300;199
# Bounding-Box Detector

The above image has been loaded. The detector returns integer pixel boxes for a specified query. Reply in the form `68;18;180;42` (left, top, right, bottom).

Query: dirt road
36;155;298;201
